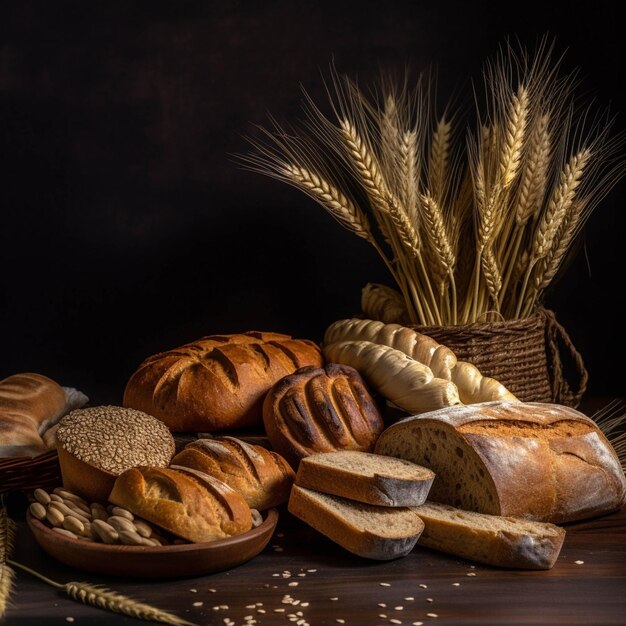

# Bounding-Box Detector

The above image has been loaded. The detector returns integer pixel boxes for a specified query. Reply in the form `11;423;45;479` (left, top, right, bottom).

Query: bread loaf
109;466;252;543
413;502;566;569
324;318;518;405
295;450;434;507
323;341;461;414
170;436;294;510
56;406;176;502
361;283;410;325
288;485;424;560
262;364;384;468
124;331;323;431
0;373;72;457
375;401;626;523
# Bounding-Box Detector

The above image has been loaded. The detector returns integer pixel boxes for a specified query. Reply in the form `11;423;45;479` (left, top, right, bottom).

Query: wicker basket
413;307;588;407
0;451;61;495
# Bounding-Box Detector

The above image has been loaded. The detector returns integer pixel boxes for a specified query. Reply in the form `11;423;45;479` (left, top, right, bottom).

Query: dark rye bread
375;402;626;524
262;364;384;468
413;502;566;570
123;332;323;431
170;436;295;510
296;450;434;506
288;485;424;560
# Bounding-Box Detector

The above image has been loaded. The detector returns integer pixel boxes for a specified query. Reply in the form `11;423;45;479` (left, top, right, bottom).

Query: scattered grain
419;584;428;589
426;613;438;618
574;560;584;565
379;582;391;587
404;597;414;601
288;582;299;587
192;602;203;607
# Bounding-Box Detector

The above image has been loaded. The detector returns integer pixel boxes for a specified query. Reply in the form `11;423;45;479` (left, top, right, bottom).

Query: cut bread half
296;450;434;506
414;501;566;570
288;485;424;560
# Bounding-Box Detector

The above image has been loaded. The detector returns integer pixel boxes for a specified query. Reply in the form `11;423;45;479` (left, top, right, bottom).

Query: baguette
375;401;626;523
324;318;517;404
413;501;566;570
295;450;434;507
322;340;461;414
288;485;424;560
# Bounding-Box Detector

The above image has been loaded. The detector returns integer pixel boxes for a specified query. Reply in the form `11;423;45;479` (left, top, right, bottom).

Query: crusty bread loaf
170;436;294;510
288;485;424;560
124;331;323;431
56;406;176;503
375;401;626;524
324;319;518;405
295;450;434;506
361;283;410;325
109;466;252;543
0;373;69;457
262;364;384;468
413;501;566;569
323;340;461;414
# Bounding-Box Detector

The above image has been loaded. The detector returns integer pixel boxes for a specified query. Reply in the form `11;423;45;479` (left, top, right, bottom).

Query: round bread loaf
123;331;323;431
262;364;384;468
109;466;252;543
170;436;295;510
56;406;176;503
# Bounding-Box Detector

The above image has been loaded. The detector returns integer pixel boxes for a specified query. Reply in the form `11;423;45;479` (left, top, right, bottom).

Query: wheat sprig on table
241;40;625;324
7;559;196;626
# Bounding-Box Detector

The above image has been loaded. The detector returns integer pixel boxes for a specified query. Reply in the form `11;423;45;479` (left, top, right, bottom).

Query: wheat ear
283;164;372;241
386;194;421;258
419;193;455;286
429;117;452;204
498;85;529;188
481;245;502;303
0;505;16;619
7;560;196;626
515;113;551;224
532;149;591;261
400;129;419;225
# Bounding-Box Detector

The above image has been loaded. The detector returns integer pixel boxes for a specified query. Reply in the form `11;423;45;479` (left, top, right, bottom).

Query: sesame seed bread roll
109;466;253;543
413;502;566;570
375;401;626;524
288;485;424;560
295;450;434;507
123;331;323;432
170;436;295;510
56;406;176;503
262;364;384;469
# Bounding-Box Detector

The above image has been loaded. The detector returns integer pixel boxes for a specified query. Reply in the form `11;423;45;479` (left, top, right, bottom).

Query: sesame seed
404;597;414;601
330;597;339;601
257;609;266;614
427;613;438;618
219;605;229;609
336;620;345;624
256;603;263;607
575;560;584;565
208;588;217;592
244;616;253;621
288;582;299;587
452;583;460;587
390;620;402;625
379;582;391;587
413;622;424;625
193;602;203;607
189;588;197;593
274;609;286;613
379;614;387;619
307;568;317;572
212;606;220;610
273;573;280;577
273;547;284;552
298;573;306;577
419;584;428;588
246;605;256;609
276;532;285;537
378;603;387;607
296;612;303;617
301;602;310;607
292;600;300;606
427;598;433;603
467;572;477;577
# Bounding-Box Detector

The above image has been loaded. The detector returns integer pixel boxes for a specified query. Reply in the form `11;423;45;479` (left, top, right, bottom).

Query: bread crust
109;466;252;543
123;332;323;431
376;401;626;523
170;436;294;510
262;364;384;468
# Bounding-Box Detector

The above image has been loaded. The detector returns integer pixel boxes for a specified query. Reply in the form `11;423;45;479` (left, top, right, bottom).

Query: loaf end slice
296;450;434;506
288;485;424;560
414;501;566;570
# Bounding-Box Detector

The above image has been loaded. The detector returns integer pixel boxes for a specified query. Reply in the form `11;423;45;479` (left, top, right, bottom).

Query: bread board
27;508;279;578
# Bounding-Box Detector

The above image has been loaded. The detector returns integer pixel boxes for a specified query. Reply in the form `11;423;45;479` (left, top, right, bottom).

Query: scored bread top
262;363;384;468
296;450;434;507
109;466;252;543
170;436;294;510
123;331;323;431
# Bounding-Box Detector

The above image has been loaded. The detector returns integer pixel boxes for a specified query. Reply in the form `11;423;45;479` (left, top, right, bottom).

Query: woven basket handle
542;308;588;407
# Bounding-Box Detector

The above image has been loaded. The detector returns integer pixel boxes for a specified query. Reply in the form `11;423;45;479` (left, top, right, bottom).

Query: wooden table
4;501;626;625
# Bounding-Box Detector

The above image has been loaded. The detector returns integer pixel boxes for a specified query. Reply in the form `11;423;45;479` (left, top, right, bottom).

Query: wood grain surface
4;502;626;625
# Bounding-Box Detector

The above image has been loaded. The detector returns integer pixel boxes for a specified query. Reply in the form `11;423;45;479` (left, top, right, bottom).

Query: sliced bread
414;501;566;570
295;450;434;506
288;485;424;560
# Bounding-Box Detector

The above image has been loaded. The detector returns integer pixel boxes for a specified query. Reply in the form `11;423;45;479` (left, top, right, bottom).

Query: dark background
0;0;624;405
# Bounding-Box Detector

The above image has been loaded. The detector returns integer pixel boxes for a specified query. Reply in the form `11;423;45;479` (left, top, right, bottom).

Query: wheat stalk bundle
241;40;625;324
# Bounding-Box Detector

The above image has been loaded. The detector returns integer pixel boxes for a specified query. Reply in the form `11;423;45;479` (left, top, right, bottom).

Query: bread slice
295;450;434;506
414;501;566;570
288;485;424;560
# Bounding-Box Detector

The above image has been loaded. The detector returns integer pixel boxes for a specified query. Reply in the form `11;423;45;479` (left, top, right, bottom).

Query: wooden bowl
27;508;279;578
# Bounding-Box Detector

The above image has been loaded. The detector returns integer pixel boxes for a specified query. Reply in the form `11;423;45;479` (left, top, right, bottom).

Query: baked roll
262;364;384;468
124;331;323;431
109;466;252;543
170;436;294;510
